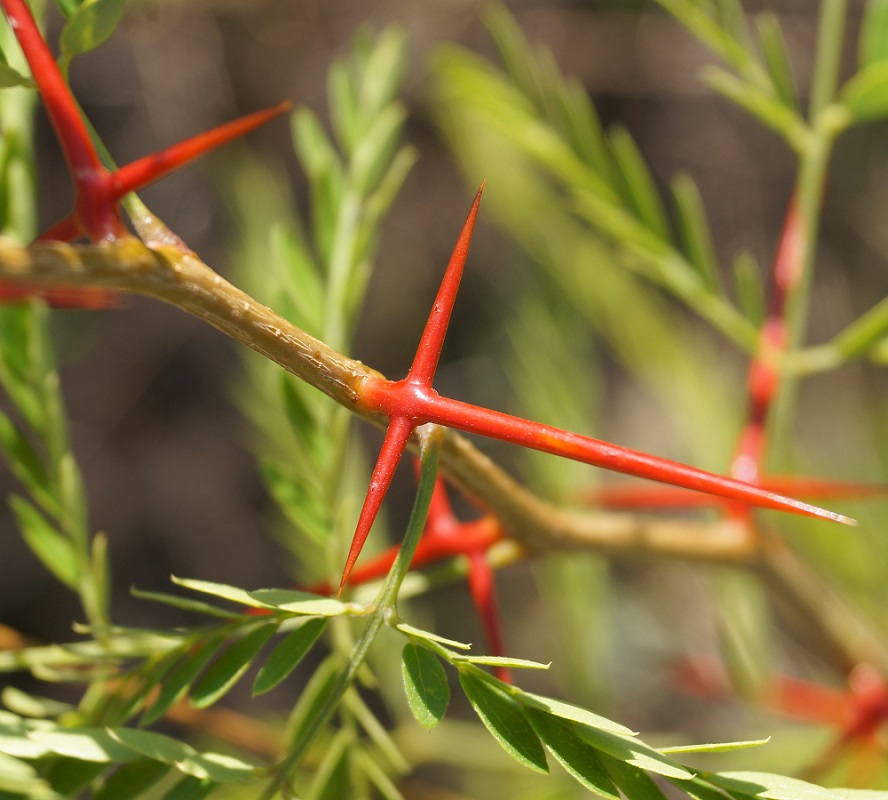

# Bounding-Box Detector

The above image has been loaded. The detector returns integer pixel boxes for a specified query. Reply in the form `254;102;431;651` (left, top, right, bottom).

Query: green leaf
29;728;138;763
328;59;361;155
190;622;278;709
45;758;107;796
253;617;326;696
841;61;888;121
701;67;808;150
92;759;169;800
106;728;193;766
708;772;841;800
351;104;407;197
526;708;620;798
357;25;408;121
457;670;548;774
0;751;46;796
177;752;257;783
608;126;670;242
54;0;84;17
396;623;471;651
600;751;671;800
9;496;79;589
672;776;740;800
0;62;34;90
59;0;128;71
453;655;549;670
248;588;348;616
660;738;770;755
171;576;269;609
401;643;449;731
859;0;888;67
755;13;798;108
1;687;73;719
58;453;88;541
670;173;721;293
575;724;694;781
130;588;242;620
160;775;216;800
141;633;227;725
291;108;344;266
732;249;765;326
519;692;636;737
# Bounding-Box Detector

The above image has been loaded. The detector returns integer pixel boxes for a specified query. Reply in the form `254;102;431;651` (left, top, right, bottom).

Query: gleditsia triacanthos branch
0;237;831;555
1;236;882;675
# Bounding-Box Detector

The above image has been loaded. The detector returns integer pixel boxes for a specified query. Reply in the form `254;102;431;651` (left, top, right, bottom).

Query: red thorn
466;549;511;684
339;415;413;593
113;102;293;198
408;182;484;384
1;0;103;177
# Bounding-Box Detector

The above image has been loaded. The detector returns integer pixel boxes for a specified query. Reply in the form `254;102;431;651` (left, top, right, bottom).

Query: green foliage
57;0;128;74
3;2;888;799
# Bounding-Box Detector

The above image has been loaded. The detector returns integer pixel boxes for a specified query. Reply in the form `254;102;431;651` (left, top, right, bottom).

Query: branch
0;237;881;675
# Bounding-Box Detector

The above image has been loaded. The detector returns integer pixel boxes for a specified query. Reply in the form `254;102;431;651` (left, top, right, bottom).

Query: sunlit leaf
601;751;671;800
577;724;694;781
453;655;549;670
519;692;636;737
401;642;449;730
248;589;348;616
0;751;45;795
29;728;137;763
708;771;841;800
526;708;620;798
660;738;770;754
396;622;472;650
171;577;268;609
458;670;547;773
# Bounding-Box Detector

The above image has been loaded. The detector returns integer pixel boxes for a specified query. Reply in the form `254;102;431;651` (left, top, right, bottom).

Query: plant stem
263;425;442;798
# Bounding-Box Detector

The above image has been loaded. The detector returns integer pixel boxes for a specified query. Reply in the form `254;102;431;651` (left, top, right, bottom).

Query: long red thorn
408;183;484;383
1;0;102;176
466;550;511;683
112;102;293;198
360;382;855;526
339;415;413;593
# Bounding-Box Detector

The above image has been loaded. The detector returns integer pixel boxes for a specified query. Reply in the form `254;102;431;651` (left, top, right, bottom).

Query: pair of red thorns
0;0;874;680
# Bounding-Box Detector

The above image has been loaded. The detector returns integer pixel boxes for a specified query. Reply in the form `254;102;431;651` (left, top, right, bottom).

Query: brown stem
0;237;880;676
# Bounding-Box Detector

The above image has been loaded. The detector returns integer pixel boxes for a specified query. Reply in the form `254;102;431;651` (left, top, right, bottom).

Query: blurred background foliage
3;0;888;795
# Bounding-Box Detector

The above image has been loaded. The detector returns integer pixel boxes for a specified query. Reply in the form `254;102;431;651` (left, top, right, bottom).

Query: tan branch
0;237;881;675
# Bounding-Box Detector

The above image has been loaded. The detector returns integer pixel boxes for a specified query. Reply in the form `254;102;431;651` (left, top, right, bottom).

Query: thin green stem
263;425;442;798
766;131;834;463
